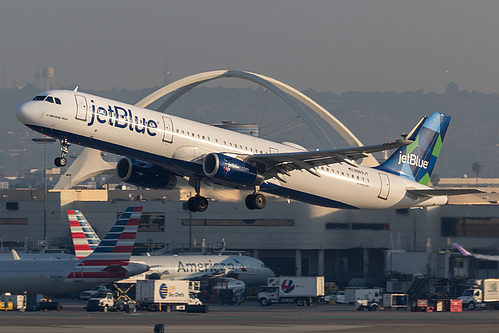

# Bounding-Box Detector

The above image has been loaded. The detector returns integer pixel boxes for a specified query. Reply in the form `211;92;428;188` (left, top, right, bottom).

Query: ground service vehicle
382;294;409;310
86;292;116;312
354;289;382;311
457;279;499;310
345;288;382;304
258;276;324;306
135;280;205;312
0;293;26;311
80;286;111;300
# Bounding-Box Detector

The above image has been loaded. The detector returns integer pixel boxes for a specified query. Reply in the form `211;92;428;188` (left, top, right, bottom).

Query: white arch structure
54;70;377;189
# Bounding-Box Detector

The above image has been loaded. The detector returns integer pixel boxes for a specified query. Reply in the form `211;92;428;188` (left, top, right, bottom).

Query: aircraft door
73;265;84;282
243;259;255;275
162;116;174;143
378;173;390;200
75;95;88;121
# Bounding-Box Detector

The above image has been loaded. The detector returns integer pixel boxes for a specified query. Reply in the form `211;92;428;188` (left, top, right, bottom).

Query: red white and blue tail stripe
65;207;145;281
67;209;100;259
80;206;142;266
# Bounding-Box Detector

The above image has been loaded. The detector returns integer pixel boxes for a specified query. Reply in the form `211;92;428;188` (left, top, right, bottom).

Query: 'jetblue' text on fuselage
87;102;158;137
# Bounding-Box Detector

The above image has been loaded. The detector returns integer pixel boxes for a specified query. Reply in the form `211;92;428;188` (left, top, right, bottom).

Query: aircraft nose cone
15;101;34;123
127;262;150;277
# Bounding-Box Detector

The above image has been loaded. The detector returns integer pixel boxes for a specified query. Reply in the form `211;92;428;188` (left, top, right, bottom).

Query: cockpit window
32;95;62;105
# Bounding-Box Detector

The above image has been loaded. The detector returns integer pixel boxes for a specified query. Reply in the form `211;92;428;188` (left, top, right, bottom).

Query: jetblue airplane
68;209;275;286
0;207;148;295
16;89;477;212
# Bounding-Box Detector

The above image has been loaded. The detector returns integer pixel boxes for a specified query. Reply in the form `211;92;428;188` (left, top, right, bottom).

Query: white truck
136;280;206;312
258;276;324;306
458;279;499;310
86;291;116;312
353;289;382;311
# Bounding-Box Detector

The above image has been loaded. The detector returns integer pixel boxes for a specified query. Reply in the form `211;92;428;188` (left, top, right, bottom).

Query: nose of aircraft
127;262;150;277
15;101;34;124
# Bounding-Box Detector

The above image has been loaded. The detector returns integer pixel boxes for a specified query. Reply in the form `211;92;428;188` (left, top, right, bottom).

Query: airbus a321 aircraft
16;89;477;212
68;209;275;286
0;207;148;295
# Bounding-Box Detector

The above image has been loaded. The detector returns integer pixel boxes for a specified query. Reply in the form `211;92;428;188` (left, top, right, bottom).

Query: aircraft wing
245;139;413;180
407;188;483;197
453;243;499;261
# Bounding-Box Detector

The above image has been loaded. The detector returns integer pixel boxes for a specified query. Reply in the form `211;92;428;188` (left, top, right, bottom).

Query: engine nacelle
116;157;177;190
203;153;264;186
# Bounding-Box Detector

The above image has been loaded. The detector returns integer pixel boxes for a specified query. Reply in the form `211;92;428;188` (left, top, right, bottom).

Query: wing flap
407;188;483;197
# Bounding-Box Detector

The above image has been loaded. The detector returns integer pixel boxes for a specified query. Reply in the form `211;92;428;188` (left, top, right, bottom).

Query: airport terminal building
0;182;497;289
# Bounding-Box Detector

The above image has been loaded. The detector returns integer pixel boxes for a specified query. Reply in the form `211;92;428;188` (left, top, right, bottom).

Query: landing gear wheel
188;196;209;212
54;157;67;167
245;193;267;210
245;195;255;210
54;138;71;167
253;193;266;209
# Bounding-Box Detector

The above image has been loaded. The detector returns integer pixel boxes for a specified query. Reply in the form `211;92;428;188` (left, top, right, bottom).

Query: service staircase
405;276;428;301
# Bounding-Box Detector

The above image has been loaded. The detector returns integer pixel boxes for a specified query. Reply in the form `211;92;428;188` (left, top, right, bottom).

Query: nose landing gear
54;138;71;167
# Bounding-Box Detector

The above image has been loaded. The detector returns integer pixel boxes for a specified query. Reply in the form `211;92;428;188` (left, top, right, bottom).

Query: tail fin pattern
376;112;451;185
80;206;142;266
68;210;101;259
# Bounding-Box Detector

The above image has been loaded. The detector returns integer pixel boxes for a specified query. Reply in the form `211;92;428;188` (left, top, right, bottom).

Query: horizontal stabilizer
407;188;482;197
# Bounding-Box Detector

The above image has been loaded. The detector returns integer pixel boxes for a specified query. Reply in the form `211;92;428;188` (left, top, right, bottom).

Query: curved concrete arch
136;69;378;166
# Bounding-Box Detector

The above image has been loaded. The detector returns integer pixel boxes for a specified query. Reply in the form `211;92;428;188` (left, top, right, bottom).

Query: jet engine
116;157;177;190
203;153;264;186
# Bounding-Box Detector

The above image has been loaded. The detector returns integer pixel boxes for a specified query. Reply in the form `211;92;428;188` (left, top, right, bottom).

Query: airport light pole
32;137;56;245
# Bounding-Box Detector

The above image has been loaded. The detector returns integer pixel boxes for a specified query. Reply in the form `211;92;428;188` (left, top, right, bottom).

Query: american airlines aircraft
15;89;477;212
0;207;148;295
68;209;275;286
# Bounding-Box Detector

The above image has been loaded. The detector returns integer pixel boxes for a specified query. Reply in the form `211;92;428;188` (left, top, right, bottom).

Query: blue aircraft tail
376;112;451;185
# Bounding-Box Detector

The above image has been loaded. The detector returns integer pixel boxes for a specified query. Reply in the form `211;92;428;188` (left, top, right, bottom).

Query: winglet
11;249;20;260
453;243;471;256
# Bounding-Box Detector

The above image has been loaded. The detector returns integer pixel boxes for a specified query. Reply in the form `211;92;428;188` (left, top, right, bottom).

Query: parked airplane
0;207;148;295
68;209;275;286
453;243;499;261
16;89;478;212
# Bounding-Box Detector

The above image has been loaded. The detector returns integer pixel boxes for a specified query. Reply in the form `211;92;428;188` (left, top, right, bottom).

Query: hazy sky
3;1;499;93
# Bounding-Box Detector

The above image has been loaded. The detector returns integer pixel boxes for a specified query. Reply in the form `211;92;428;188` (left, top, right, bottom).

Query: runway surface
1;299;498;333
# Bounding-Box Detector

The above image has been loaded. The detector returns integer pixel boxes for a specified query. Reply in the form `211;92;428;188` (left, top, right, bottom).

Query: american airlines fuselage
16;90;445;210
128;255;274;286
0;259;147;295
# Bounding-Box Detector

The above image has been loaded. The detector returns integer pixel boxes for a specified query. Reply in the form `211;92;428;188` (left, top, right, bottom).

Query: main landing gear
245;187;267;210
186;180;267;212
187;178;209;212
54;138;71;167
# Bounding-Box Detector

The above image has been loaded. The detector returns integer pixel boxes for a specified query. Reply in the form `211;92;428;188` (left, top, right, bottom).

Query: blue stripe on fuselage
27;124;358;210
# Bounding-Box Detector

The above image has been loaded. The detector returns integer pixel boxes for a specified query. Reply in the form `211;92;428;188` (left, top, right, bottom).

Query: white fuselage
16;90;446;209
0;259;147;295
127;255;274;286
